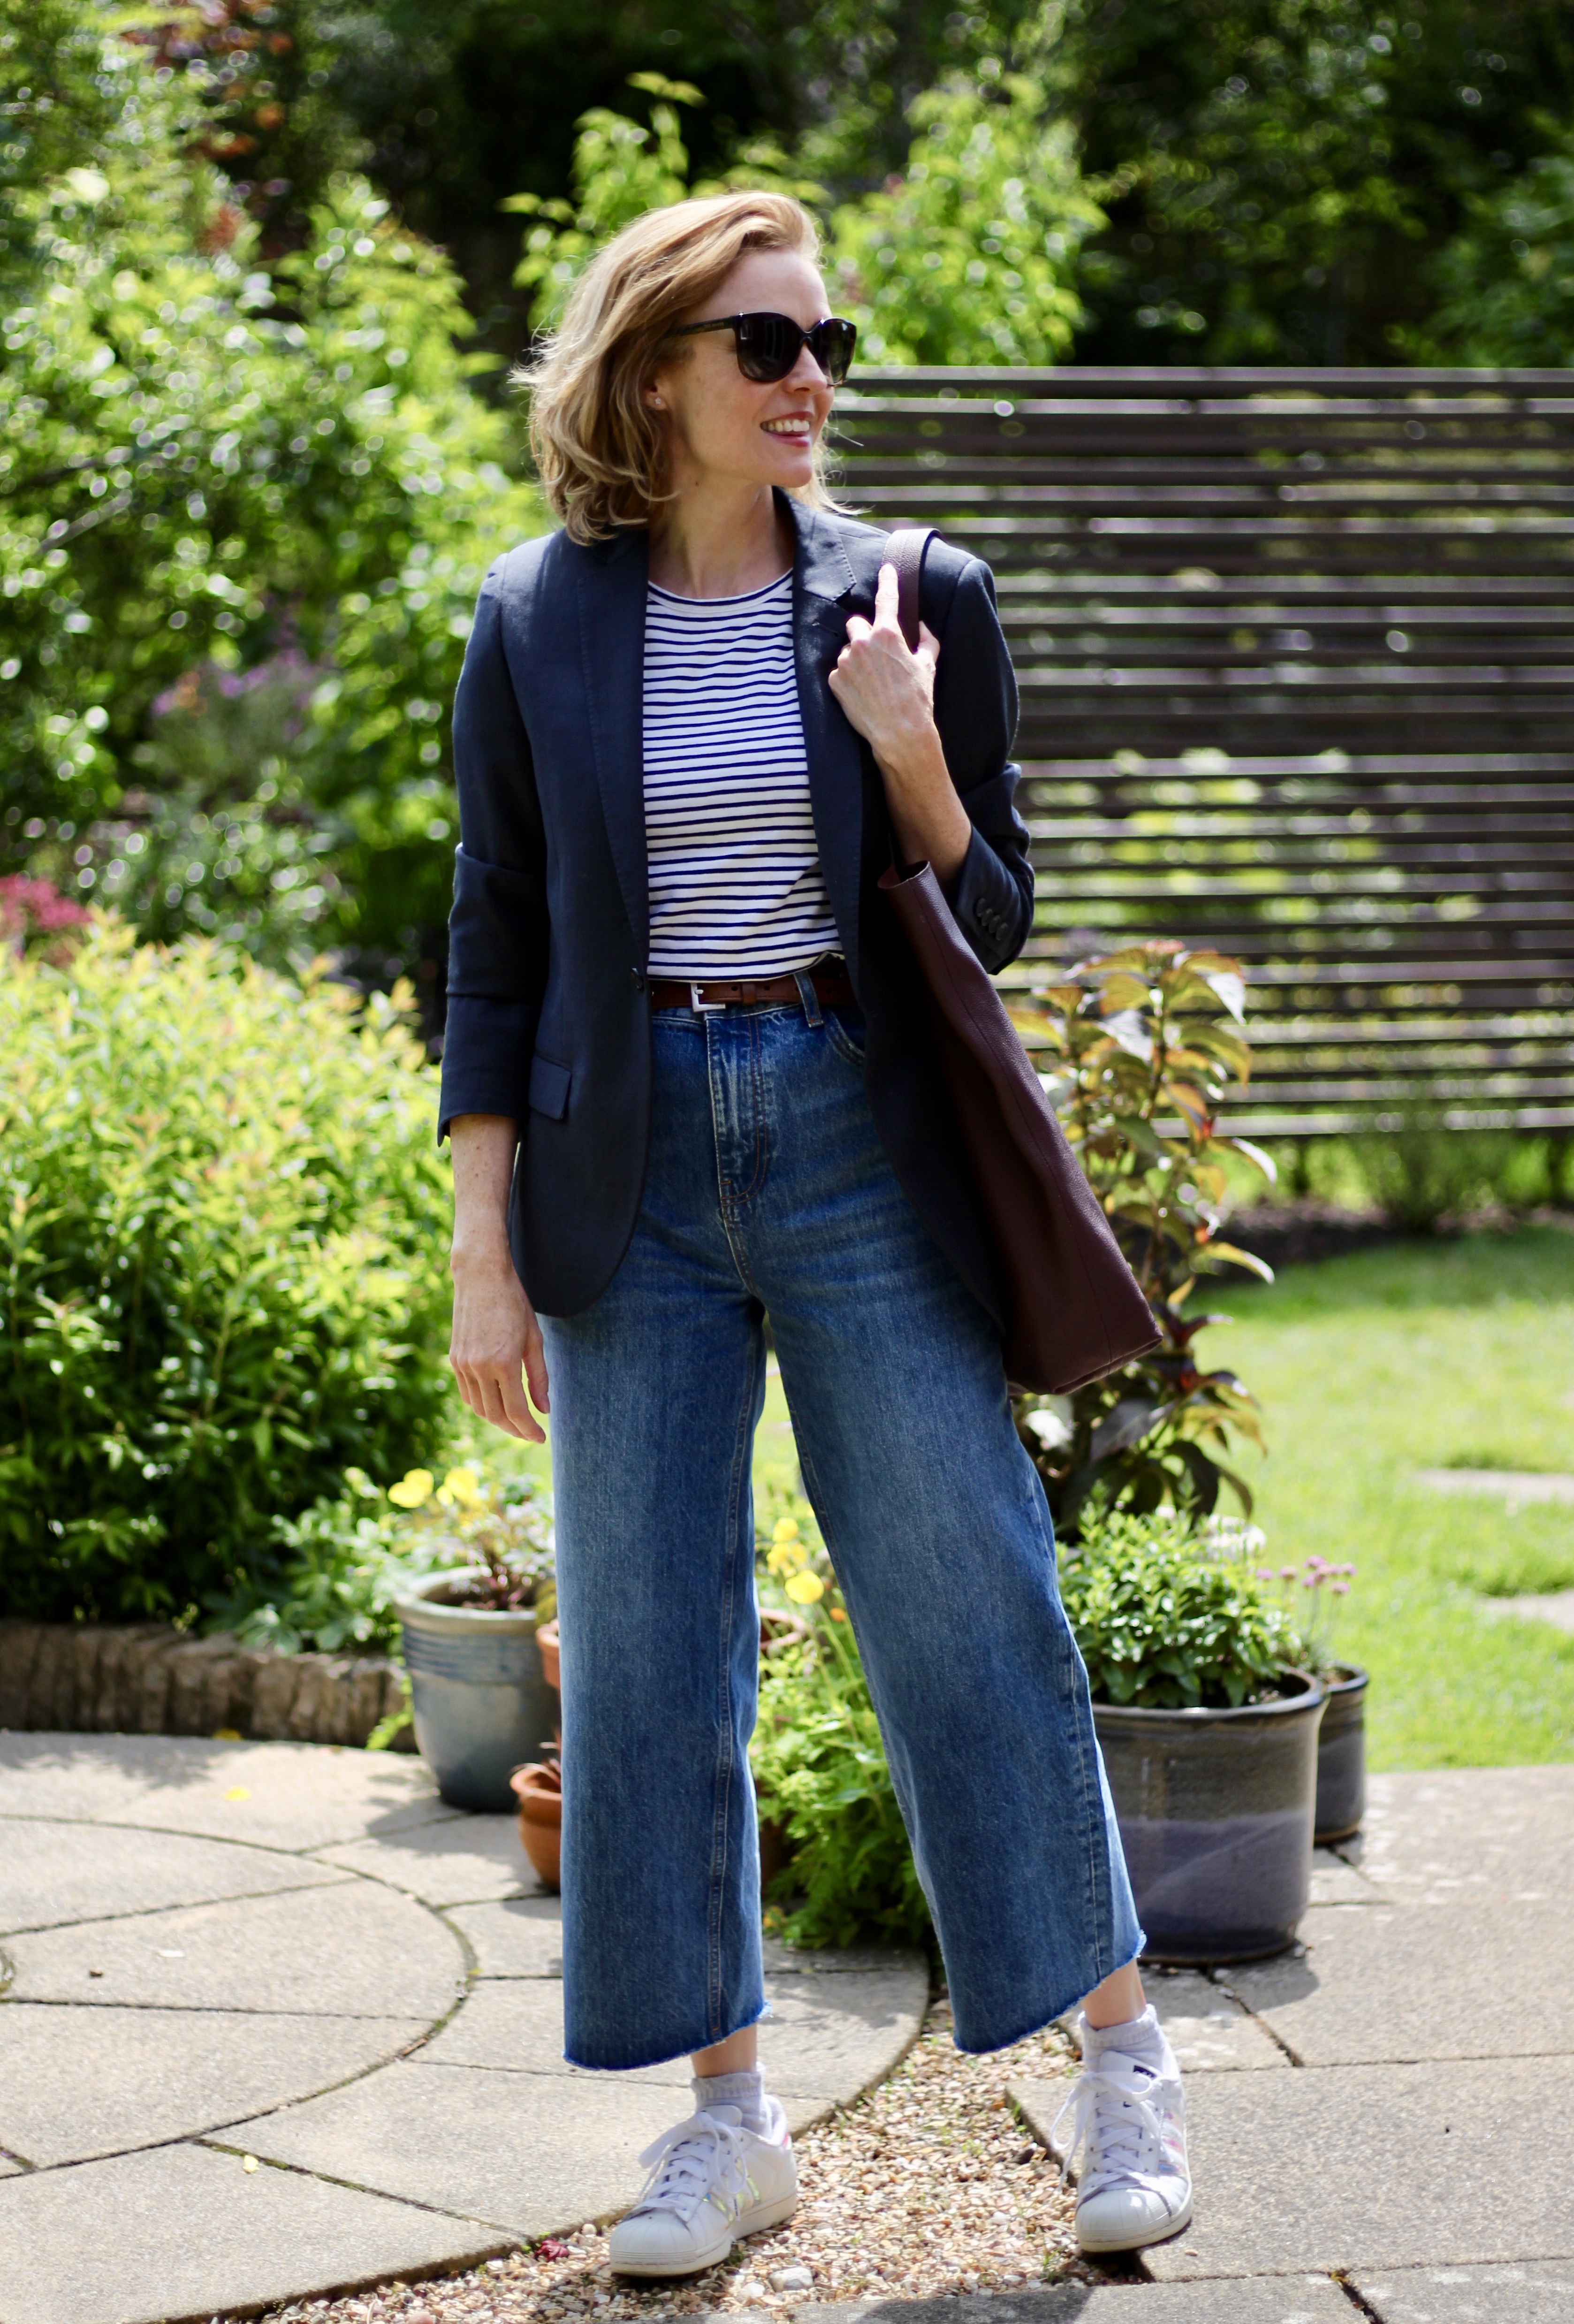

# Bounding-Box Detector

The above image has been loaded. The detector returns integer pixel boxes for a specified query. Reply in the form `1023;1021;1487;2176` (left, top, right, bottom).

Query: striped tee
642;571;839;979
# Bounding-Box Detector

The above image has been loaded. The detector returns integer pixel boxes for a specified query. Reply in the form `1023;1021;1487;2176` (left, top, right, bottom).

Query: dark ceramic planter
1094;1672;1327;1964
1314;1664;1368;1844
395;1570;557;1814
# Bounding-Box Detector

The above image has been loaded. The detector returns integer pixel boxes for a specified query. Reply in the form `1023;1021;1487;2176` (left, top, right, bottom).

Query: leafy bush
751;1481;930;1949
0;922;451;1623
1059;1511;1305;1710
208;1461;555;1655
1009;941;1272;1535
1349;1109;1540;1234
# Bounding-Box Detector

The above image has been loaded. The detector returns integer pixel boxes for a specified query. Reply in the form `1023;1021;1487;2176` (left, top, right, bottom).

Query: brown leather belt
648;963;856;1013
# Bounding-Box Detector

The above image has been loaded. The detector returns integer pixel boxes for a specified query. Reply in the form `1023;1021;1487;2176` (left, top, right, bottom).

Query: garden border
0;1620;413;1750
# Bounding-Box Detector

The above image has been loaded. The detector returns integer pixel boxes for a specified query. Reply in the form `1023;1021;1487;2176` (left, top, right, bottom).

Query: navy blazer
439;490;1034;1325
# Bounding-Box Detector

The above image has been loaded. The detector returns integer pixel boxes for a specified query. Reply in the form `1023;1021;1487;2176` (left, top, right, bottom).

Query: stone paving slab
1307;1848;1385;1907
0;2001;426;2166
419;1964;926;2100
448;1894;568;1976
1355;2262;1574;2322
793;2286;1357;2324
1142;1973;1286;2073
0;1817;349;1934
0;1874;465;2017
1017;2056;1574;2279
0;2139;503;2324
0;1731;456;1850
314;1811;538;1904
227;2059;776;2241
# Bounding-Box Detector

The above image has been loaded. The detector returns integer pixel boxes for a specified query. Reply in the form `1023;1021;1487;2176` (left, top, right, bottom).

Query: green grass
1215;1226;1574;1771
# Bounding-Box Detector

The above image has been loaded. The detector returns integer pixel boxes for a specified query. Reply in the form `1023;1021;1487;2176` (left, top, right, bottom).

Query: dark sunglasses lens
813;318;856;382
733;314;798;382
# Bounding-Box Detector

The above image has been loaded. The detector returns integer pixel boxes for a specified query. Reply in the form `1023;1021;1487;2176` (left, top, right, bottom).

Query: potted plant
510;1749;562;1890
1009;942;1274;1541
389;1465;558;1813
1239;1534;1365;1844
1059;1511;1326;1964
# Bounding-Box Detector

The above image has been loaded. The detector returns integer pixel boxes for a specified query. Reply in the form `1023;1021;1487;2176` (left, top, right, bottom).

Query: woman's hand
450;1247;549;1442
448;1113;549;1442
828;561;971;885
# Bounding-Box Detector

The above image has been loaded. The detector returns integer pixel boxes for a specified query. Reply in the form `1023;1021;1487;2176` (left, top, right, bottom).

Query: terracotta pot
536;1618;560;1694
510;1764;562;1892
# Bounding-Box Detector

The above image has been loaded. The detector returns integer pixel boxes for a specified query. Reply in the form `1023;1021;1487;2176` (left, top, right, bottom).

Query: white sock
1080;2004;1176;2075
692;2068;771;2135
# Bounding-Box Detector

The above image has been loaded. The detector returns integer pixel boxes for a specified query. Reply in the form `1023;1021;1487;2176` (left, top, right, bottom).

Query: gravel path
258;1997;1119;2324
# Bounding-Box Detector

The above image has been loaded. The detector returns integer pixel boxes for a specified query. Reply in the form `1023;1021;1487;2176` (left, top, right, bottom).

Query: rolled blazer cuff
438;994;541;1143
447;847;549;1000
949;821;1033;973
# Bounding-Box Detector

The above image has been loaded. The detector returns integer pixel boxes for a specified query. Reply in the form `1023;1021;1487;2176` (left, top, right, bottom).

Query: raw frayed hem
562;1995;771;2076
946;1933;1147;2057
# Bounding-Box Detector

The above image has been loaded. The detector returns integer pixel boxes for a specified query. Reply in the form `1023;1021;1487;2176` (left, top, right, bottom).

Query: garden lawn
1215;1225;1574;1771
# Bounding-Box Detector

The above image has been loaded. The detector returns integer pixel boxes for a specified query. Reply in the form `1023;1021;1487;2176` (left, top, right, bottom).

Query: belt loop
793;968;824;1027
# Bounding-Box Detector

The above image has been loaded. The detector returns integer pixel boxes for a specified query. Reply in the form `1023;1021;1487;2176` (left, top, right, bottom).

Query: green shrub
0;922;451;1623
1059;1511;1305;1710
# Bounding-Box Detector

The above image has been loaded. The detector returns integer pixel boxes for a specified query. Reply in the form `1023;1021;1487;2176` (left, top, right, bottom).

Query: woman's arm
448;1113;549;1443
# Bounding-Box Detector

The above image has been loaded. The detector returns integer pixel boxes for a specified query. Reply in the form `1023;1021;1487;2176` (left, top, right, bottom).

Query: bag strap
884;526;937;653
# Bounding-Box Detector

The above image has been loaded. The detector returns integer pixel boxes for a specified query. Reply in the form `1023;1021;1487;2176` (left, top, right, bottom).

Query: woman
441;190;1191;2270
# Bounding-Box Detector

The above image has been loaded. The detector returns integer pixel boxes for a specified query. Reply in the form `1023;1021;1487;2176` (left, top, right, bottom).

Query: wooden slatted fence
832;367;1574;1136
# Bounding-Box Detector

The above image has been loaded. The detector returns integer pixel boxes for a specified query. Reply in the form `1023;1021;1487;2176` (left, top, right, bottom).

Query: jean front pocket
822;1005;868;1070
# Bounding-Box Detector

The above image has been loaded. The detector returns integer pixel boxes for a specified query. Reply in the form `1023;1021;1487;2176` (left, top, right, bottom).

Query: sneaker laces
630;2107;750;2224
1049;2057;1180;2205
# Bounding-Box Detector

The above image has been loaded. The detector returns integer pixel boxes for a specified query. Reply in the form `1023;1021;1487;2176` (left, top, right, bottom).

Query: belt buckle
690;982;725;1014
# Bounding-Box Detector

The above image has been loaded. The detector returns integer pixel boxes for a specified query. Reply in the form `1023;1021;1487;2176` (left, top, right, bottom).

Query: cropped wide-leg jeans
541;987;1142;2069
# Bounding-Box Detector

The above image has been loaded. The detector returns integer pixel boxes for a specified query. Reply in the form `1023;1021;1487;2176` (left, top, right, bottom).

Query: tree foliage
0;5;537;961
825;64;1101;364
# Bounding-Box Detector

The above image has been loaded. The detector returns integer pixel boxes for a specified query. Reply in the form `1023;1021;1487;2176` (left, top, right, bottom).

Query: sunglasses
669;311;857;386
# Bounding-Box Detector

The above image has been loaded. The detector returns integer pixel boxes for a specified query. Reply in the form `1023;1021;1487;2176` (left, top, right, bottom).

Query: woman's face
646;247;837;497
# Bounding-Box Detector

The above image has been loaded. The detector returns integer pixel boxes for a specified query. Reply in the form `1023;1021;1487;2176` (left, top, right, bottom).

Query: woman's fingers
874;560;902;633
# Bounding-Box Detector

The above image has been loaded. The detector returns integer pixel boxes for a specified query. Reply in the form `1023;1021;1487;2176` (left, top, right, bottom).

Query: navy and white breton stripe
642;571;838;979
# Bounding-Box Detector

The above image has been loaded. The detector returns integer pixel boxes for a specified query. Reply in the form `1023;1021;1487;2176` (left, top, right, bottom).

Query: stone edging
0;1620;413;1749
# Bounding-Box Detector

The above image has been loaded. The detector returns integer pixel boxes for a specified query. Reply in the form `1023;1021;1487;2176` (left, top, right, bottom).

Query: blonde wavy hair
521;192;838;544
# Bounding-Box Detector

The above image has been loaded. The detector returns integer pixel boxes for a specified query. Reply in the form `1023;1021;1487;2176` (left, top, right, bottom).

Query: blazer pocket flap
528;1053;571;1120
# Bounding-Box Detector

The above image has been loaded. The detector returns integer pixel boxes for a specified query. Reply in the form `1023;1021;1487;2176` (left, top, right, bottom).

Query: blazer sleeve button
631;968;646;991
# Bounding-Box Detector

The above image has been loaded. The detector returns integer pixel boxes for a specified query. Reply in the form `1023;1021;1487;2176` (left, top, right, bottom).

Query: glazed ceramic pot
1314;1664;1368;1844
395;1570;557;1813
1093;1672;1327;1964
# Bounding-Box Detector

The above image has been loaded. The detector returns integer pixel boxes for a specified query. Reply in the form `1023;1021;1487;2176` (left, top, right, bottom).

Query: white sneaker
608;2101;798;2277
1049;2019;1192;2255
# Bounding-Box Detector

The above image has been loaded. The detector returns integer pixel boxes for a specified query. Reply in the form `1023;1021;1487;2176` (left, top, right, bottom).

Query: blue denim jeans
541;988;1141;2069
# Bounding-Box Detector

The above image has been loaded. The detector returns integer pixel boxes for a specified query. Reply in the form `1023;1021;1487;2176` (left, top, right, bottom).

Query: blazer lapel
789;497;867;987
576;531;650;962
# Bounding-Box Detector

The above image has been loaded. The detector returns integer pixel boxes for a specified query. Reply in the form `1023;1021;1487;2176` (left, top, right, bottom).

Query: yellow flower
436;1486;454;1507
388;1469;434;1509
443;1465;484;1509
784;1570;825;1604
772;1517;799;1542
767;1538;809;1575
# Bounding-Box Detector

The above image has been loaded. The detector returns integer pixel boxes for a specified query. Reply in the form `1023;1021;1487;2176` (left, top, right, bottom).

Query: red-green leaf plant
1007;940;1275;1537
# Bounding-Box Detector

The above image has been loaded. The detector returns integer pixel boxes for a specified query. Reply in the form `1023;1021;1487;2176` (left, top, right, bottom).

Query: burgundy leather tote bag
877;526;1158;1395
